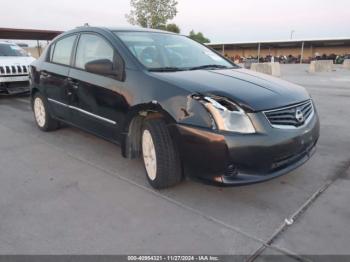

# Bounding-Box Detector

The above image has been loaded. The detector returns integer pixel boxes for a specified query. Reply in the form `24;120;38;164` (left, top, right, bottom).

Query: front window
0;43;29;57
114;31;234;71
75;34;114;70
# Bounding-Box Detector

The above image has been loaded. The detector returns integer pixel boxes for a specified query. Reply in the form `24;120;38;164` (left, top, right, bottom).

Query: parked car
335;54;350;64
30;26;320;189
0;41;35;95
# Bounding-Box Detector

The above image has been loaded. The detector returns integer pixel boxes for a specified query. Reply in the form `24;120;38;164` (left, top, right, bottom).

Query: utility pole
290;30;295;40
300;41;305;64
37;40;41;56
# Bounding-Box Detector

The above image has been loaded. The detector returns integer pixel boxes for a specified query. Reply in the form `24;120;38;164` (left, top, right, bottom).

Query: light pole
290;30;295;40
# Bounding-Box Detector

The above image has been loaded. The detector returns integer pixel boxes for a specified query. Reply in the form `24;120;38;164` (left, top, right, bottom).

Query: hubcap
142;129;157;181
34;97;46;127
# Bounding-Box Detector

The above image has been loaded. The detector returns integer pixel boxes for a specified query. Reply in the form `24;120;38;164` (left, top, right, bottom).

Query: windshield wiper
149;65;233;72
188;64;231;70
149;67;185;72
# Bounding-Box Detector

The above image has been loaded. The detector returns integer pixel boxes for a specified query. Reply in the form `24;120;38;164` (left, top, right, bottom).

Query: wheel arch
121;102;179;159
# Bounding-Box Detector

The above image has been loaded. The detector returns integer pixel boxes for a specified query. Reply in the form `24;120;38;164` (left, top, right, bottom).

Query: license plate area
0;76;29;82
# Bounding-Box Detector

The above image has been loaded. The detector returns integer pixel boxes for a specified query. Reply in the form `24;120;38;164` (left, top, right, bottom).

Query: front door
67;33;127;142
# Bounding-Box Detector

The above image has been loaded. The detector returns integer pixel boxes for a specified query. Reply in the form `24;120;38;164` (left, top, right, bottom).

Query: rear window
51;35;77;66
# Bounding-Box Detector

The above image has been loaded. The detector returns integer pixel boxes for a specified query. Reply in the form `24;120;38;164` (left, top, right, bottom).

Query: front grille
0;65;29;75
264;100;314;128
5;81;30;88
271;140;317;171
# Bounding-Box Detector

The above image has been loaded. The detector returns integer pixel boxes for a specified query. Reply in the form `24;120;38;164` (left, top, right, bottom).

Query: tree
155;23;180;33
165;23;180;33
126;0;178;29
189;30;211;44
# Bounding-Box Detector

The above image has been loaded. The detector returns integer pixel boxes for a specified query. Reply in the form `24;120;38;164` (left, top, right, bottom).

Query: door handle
67;77;79;89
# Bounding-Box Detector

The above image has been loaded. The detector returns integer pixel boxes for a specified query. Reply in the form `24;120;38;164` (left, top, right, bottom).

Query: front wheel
142;119;183;189
33;93;60;131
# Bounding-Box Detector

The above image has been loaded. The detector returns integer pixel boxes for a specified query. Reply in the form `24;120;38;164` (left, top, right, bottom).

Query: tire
142;118;183;189
33;93;60;132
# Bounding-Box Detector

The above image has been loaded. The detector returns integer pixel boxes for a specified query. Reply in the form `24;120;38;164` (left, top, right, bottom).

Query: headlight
196;95;256;134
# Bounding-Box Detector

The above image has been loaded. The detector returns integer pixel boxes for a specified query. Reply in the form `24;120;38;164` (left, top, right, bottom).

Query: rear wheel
142;118;183;189
33;93;60;131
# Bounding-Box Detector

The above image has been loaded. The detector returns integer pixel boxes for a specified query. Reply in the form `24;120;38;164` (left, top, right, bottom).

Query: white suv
0;41;35;95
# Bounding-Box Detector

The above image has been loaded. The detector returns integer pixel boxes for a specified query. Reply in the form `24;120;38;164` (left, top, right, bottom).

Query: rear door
67;33;126;142
40;34;77;121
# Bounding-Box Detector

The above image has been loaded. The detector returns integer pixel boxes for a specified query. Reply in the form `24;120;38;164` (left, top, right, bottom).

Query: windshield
114;31;234;71
0;43;29;57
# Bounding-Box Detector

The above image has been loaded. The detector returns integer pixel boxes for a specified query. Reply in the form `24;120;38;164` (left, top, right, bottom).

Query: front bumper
176;110;320;186
0;81;30;95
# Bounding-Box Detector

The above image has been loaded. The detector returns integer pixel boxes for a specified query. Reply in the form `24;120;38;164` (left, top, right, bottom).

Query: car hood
152;68;310;111
0;56;35;66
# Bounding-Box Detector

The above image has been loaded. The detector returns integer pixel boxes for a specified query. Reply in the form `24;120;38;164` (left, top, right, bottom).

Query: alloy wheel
142;129;157;181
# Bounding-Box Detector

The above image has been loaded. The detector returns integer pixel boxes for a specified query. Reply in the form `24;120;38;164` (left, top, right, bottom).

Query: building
0;27;63;58
208;37;350;62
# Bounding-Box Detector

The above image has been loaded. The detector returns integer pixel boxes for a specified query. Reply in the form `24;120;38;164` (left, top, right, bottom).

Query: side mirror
85;59;117;76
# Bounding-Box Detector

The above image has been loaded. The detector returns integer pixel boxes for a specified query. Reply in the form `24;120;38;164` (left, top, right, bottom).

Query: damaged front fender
157;93;216;129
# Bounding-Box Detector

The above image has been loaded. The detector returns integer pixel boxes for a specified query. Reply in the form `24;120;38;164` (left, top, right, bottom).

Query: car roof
107;26;176;34
66;26;177;35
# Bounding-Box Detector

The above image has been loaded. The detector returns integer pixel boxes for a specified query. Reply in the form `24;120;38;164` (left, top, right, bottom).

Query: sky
1;0;350;43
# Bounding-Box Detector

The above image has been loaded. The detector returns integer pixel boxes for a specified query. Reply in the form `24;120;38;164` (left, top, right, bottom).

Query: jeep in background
0;41;35;95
